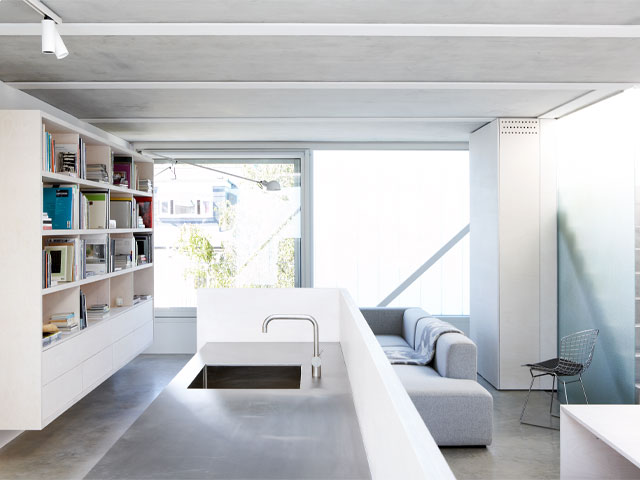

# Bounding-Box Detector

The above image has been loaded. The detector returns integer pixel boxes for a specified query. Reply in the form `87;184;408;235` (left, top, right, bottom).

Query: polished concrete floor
0;355;560;480
0;354;191;480
441;376;560;480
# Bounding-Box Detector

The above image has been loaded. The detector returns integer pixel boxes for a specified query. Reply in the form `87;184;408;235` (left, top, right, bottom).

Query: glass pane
154;160;301;308
557;90;639;404
313;150;469;315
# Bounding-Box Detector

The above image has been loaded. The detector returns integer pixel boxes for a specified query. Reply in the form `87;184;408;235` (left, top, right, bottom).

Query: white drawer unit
42;365;83;422
40;301;153;428
114;320;153;370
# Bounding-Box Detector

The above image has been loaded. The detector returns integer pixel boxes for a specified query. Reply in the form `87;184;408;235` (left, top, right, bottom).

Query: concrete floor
442;376;560;480
0;355;560;480
0;354;191;480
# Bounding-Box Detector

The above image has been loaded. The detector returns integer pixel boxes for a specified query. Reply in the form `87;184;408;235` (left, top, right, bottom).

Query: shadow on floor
440;376;560;480
0;354;191;480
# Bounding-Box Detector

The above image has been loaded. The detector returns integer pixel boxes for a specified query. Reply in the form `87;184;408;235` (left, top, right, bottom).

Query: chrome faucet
262;314;322;378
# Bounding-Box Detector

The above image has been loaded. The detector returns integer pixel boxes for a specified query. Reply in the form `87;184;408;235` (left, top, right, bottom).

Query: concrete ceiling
2;0;639;25
0;0;639;143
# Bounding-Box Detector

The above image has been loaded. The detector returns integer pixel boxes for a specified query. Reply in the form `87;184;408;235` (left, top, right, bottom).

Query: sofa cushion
376;334;411;349
402;308;431;349
393;365;493;446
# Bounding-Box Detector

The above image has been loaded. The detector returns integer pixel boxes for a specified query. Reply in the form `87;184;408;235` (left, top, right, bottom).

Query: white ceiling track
2;23;640;38
5;81;635;91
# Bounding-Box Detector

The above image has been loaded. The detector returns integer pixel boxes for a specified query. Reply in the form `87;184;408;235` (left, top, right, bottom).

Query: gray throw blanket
383;317;462;365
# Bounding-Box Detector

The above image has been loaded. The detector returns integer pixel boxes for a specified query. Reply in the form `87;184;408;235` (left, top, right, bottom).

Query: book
85;234;109;276
110;197;133;228
45;237;85;280
42;186;77;229
134;233;153;265
135;196;153;228
113;156;133;188
86;164;109;183
111;237;135;271
43;244;74;283
84;192;108;229
79;290;87;330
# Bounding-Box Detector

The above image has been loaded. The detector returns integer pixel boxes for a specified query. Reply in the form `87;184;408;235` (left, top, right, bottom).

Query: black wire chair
520;329;599;427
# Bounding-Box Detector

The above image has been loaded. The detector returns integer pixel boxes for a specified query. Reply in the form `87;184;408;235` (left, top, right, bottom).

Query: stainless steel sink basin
188;365;301;389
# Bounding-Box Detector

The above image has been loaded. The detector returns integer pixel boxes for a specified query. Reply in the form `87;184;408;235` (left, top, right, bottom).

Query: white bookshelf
0;109;155;430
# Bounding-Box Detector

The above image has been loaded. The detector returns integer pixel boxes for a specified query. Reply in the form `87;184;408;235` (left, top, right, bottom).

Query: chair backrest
558;329;599;376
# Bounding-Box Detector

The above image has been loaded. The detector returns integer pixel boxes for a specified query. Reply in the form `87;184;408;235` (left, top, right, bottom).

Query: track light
41;17;68;59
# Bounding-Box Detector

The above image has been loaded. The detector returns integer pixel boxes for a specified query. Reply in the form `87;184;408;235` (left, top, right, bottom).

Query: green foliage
177;224;237;288
277;238;296;288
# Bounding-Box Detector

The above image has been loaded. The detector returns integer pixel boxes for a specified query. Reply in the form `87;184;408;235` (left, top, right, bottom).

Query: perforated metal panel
500;119;539;135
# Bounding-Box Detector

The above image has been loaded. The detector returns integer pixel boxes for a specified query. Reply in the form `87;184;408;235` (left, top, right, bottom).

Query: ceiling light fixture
41;17;68;59
21;0;68;59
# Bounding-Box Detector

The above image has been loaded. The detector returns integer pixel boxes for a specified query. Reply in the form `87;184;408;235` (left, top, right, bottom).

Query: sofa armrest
432;333;477;380
359;308;405;336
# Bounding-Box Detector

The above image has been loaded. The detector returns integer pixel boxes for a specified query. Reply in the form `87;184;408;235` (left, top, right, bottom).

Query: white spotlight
41;17;68;59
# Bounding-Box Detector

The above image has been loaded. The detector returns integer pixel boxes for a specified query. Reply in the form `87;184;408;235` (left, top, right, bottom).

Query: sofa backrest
402;308;432;349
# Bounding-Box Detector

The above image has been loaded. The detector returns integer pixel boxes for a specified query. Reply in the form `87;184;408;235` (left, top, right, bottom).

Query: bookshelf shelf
0;109;155;430
41;171;152;197
42;298;153;352
42;228;153;236
42;263;153;295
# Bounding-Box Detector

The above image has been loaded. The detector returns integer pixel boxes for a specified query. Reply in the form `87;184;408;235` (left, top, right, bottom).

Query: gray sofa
360;307;493;446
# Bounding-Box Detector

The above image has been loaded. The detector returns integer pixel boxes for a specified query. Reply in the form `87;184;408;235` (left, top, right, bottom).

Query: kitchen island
86;342;370;479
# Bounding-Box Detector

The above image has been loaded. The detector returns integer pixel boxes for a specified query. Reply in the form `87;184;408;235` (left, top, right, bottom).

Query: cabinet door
111;301;153;343
42;365;82;422
82;346;113;392
42;321;110;385
113;321;153;370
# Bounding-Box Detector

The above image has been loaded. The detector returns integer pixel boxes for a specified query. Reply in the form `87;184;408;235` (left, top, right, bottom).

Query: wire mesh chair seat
520;329;599;428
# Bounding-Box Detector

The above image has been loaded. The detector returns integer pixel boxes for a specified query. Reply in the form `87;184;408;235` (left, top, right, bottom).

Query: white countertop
562;405;640;468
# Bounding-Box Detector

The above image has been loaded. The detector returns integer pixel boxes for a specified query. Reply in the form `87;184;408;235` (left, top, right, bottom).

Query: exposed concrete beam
6;81;635;91
2;23;640;37
539;87;625;118
81;117;493;123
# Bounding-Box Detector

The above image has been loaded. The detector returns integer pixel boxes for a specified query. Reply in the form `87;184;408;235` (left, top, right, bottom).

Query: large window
313;150;469;315
154;159;301;307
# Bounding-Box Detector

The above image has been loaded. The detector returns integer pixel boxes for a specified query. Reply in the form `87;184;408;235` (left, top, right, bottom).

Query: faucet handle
311;355;322;379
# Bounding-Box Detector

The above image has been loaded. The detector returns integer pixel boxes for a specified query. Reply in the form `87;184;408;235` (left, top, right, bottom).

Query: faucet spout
262;314;321;378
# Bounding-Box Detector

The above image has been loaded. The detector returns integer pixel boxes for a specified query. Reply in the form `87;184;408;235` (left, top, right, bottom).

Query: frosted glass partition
557;91;639;404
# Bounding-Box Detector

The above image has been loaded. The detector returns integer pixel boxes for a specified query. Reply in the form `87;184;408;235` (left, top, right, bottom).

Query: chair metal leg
562;380;569;404
579;374;588;404
550;375;556;414
520;370;536;423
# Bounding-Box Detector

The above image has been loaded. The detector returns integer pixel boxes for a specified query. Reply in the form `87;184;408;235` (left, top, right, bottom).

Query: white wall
470;119;557;390
197;288;341;348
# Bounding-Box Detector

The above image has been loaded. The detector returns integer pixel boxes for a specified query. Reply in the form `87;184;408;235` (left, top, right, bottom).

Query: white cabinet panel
42;365;82;421
42;321;110;385
82;346;113;391
113;321;153;370
111;301;153;343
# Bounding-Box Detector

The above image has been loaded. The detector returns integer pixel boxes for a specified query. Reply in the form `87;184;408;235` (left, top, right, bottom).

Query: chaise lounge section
360;307;493;446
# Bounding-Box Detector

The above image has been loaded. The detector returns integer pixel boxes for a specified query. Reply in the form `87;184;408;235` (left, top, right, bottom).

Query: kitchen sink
188;365;302;389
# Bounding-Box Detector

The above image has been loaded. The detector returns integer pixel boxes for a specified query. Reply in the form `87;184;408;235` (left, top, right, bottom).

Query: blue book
43;187;74;229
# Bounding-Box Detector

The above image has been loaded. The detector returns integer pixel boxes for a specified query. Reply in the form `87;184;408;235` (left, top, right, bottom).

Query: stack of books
87;304;110;321
133;294;151;305
50;312;79;334
42;330;62;347
58;152;78;176
42;212;52;230
138;179;152;193
86;164;109;183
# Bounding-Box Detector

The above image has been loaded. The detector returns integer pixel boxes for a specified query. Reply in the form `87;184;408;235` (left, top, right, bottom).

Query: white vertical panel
0;110;43;429
498;119;541;389
539;119;559;364
469;120;501;388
